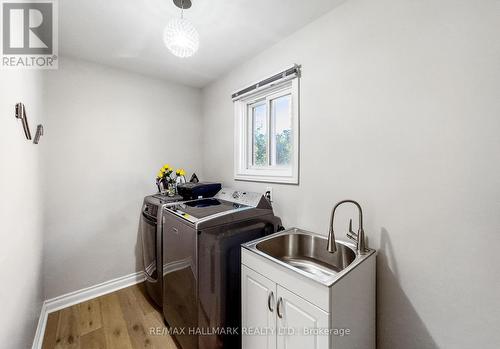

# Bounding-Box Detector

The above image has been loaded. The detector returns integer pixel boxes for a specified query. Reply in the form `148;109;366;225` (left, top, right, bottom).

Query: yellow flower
176;168;186;176
157;171;163;178
163;164;171;170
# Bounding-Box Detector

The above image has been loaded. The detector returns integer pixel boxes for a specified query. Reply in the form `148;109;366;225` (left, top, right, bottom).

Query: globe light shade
163;18;199;58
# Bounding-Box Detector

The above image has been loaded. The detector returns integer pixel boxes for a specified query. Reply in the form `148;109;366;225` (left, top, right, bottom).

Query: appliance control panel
215;188;263;207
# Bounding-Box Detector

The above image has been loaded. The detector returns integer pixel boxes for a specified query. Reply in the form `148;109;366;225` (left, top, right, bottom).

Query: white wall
0;71;45;348
201;0;500;348
42;58;203;299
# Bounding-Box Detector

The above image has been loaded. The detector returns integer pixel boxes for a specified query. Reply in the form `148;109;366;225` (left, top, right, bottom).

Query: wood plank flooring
42;283;178;349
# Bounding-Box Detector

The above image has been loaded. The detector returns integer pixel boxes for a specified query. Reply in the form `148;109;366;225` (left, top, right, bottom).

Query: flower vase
167;182;176;197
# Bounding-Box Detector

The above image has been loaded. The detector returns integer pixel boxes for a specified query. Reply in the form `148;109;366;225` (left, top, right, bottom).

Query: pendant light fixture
163;0;199;58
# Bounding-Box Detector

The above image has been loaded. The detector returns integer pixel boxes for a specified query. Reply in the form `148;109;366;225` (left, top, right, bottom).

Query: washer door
163;214;198;349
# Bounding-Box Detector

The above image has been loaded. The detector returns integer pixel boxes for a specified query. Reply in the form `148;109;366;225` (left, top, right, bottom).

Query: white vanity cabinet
242;266;329;349
241;266;277;349
241;246;376;349
276;284;329;349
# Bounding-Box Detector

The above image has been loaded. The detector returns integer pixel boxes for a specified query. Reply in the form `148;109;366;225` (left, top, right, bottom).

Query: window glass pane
272;94;292;166
252;103;268;166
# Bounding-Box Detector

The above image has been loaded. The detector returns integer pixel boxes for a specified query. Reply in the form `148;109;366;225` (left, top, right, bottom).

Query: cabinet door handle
277;297;283;319
267;291;275;312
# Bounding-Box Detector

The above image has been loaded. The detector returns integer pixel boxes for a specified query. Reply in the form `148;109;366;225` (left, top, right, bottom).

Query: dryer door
141;207;158;282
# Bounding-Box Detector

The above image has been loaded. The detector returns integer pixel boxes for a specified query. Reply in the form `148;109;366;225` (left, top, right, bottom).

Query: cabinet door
276;285;329;349
242;266;277;349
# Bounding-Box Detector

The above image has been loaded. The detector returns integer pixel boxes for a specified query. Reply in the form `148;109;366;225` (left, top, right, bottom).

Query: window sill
234;172;298;185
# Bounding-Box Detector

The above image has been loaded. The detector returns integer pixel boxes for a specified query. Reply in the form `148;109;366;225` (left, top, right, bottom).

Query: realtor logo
1;0;58;69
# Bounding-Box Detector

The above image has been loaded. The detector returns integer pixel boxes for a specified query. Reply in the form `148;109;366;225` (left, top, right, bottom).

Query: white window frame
234;78;299;184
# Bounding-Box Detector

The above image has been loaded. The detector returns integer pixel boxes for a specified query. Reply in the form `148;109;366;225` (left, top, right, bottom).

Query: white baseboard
32;271;145;349
31;302;48;349
44;271;145;314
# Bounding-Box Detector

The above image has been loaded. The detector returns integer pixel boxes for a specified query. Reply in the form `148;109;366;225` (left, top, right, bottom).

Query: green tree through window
276;129;292;165
254;125;267;166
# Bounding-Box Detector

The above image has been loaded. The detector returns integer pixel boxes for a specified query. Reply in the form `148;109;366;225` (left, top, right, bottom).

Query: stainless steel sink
243;228;375;286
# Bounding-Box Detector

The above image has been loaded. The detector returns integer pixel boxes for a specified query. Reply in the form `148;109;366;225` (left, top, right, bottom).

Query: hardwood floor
42;283;179;349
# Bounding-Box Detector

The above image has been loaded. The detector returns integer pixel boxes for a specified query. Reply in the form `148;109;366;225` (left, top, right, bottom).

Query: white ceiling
59;0;344;87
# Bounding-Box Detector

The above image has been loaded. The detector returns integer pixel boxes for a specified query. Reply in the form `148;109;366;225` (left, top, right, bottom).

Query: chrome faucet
327;200;367;254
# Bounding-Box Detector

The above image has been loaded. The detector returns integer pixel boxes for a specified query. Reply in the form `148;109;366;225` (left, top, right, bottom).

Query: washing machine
162;188;282;349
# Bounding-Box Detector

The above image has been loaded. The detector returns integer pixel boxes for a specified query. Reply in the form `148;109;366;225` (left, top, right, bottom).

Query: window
234;69;299;184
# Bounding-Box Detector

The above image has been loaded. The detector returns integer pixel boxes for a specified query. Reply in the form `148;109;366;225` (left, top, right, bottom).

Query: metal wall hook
33;124;44;144
15;103;32;140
